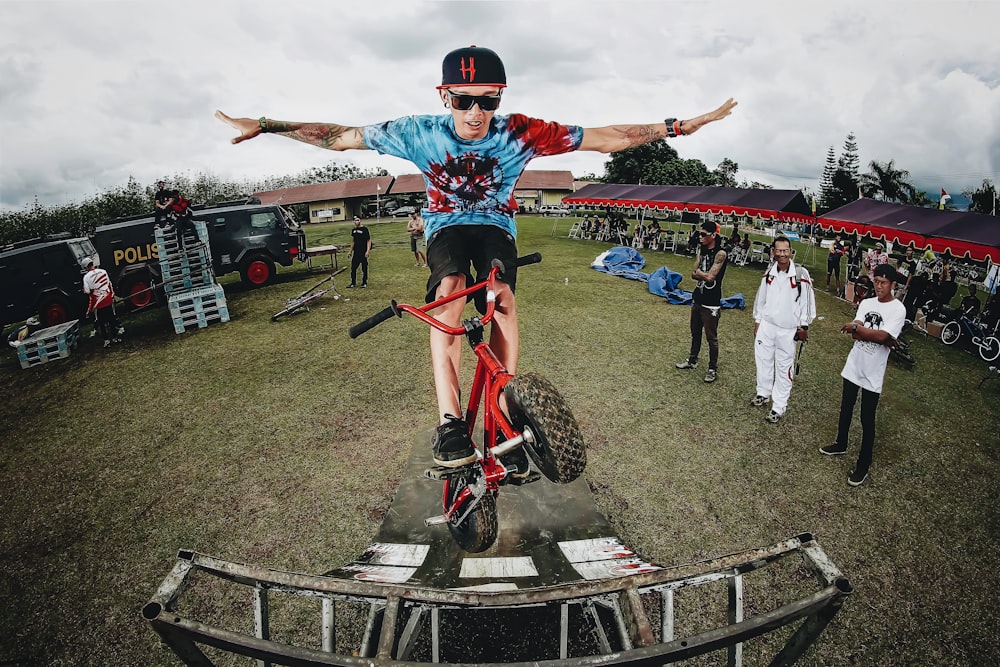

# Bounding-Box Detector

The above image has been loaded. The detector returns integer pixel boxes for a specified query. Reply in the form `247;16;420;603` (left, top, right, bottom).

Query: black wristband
665;117;678;138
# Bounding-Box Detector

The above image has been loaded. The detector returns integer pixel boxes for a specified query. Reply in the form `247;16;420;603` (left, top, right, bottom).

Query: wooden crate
15;320;81;369
167;283;229;334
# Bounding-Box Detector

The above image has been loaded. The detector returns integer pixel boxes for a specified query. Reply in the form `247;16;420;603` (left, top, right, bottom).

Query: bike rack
143;532;851;666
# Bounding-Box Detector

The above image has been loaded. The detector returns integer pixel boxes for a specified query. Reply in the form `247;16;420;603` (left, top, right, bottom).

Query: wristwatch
852;322;859;333
665;118;678;138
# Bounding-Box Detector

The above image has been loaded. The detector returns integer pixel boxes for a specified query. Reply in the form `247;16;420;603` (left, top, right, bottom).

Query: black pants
350;253;368;285
688;304;720;370
835;378;880;473
95;305;121;342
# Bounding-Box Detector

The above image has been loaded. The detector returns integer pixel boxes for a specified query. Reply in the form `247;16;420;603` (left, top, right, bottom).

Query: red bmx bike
349;253;586;552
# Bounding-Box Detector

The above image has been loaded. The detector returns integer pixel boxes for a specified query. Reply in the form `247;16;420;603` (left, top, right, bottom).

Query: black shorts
425;224;518;312
827;255;841;272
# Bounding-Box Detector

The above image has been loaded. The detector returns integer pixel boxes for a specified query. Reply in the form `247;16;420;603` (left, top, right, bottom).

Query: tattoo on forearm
623;124;665;147
273;122;361;150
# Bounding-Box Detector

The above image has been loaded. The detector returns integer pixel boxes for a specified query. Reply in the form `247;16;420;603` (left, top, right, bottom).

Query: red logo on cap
460;57;476;82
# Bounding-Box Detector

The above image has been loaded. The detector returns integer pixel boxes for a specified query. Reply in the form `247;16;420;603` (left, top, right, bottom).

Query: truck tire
38;294;72;327
121;274;155;309
241;255;275;287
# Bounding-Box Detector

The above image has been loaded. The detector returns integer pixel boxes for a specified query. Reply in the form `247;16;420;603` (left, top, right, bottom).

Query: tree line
2;138;995;247
0;163;388;247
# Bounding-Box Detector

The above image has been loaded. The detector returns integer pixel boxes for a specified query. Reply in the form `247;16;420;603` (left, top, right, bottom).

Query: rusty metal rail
143;532;851;666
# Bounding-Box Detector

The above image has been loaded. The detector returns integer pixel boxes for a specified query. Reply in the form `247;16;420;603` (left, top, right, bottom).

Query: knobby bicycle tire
979;336;1000;362
446;479;498;553
504;372;586;484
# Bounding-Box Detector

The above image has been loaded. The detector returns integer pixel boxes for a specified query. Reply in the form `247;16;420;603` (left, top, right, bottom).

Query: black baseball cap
439;46;506;89
873;263;899;282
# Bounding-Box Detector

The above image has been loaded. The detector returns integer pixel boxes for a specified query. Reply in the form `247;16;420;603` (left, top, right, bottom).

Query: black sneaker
819;443;848;456
750;395;768;407
361;283;368;288
848;468;868;486
500;448;530;480
346;283;356;289
432;414;477;468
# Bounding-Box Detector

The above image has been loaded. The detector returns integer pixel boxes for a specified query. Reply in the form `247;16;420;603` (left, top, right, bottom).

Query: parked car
539;205;571;217
392;206;418;217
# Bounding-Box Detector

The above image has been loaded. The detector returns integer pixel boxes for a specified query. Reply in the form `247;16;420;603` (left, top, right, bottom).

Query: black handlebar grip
349;301;399;338
492;252;543;274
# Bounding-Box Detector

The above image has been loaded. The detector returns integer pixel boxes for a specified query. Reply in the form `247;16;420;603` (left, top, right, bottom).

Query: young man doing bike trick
217;45;737;472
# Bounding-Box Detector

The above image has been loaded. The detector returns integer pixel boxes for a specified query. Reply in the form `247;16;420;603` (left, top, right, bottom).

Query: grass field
1;215;998;666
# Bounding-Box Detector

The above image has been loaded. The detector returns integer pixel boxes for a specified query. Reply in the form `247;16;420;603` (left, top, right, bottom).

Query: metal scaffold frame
143;532;851;666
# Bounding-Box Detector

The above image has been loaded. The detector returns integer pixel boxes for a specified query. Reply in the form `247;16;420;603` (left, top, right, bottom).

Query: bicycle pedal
424;466;472;481
505;470;541;486
424;514;448;526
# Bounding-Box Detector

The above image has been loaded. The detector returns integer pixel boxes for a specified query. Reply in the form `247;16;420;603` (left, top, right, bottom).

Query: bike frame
391;264;526;522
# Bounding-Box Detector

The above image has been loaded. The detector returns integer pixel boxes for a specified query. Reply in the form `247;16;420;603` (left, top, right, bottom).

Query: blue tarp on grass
592;246;745;309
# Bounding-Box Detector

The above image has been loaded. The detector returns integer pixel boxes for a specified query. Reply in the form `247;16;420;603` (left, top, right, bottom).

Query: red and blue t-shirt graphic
364;114;583;239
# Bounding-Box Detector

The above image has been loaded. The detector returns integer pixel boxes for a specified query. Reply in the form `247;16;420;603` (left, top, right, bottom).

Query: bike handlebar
349;253;543;338
348;301;400;338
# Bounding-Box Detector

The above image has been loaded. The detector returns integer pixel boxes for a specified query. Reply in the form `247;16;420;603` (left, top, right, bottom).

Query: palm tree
859;160;919;204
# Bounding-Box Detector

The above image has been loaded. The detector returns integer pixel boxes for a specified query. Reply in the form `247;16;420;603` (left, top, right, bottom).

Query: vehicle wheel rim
129;281;153;308
247;261;269;285
43;303;68;326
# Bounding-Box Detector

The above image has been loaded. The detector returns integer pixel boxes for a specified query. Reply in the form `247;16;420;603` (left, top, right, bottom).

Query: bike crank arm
490;427;536;458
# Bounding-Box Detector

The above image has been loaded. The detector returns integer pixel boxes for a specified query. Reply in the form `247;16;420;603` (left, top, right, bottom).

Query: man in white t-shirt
820;263;906;486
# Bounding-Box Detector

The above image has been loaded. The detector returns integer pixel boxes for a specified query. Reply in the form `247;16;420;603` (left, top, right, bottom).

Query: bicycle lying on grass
271;268;347;322
349;253;586;552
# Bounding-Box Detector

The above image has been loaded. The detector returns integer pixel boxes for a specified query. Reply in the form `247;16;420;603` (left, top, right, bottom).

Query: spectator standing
896;246;917;295
825;233;845;294
820;263;906;486
676;221;729;383
347;216;371;288
864;242;888;276
751;236;816;423
82;258;124;348
407;212;427;267
216;45;736;469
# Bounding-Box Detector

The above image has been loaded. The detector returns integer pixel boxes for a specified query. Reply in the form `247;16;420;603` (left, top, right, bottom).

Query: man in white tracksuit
751;235;816;423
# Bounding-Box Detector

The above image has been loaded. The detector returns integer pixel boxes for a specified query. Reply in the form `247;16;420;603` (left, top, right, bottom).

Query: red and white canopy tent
817;199;1000;264
562;183;815;225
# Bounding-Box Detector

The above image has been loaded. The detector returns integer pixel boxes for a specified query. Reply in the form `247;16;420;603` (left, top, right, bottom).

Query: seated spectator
959;283;982;319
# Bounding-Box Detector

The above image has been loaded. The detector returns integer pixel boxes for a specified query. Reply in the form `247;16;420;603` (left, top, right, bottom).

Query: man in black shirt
154;180;173;225
676;220;728;383
347;216;371;288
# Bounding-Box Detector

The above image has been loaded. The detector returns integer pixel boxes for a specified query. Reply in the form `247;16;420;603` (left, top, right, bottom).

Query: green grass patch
1;216;998;665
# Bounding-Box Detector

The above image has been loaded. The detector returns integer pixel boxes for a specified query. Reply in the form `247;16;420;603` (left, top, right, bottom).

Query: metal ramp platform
143;432;852;665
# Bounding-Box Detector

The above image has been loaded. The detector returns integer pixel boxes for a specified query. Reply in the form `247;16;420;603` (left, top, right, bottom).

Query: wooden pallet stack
14;320;81;369
154;222;230;334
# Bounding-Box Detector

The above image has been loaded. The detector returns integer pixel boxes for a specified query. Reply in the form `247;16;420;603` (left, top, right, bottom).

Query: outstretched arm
578;98;737;153
215;110;368;151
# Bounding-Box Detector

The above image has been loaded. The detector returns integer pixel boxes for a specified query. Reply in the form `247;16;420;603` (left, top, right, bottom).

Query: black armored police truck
92;200;307;310
0;233;98;328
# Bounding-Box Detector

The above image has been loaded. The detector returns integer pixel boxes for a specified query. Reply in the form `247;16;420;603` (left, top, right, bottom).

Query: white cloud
1;0;998;211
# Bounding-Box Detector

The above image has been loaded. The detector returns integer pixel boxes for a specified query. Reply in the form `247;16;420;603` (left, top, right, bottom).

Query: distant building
253;170;577;221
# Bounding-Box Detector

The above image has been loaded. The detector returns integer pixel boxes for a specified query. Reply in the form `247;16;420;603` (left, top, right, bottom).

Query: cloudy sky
2;0;998;211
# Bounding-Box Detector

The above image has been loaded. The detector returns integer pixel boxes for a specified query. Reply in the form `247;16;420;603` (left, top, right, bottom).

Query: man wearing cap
750;236;816;423
82;258;124;348
675;221;728;383
216;46;737;470
820;263;906;486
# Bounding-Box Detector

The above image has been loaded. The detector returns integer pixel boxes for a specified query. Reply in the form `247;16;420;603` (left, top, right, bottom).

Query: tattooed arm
577;98;737;153
214;110;368;151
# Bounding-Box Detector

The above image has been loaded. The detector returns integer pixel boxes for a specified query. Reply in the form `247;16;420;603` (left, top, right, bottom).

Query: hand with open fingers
683;98;738;135
215;110;262;145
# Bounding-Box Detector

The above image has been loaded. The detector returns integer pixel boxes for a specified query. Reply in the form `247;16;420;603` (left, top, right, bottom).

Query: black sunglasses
448;92;502;111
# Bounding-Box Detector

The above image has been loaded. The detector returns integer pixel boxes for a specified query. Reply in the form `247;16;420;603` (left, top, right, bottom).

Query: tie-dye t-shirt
363;114;583;240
